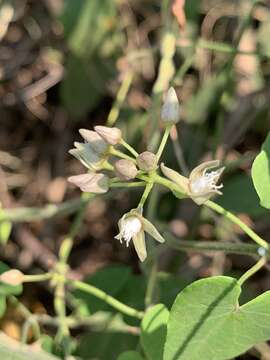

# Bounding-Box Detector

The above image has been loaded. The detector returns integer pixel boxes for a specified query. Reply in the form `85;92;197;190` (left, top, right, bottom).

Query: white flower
115;210;165;262
161;87;180;124
161;160;225;205
69;129;109;171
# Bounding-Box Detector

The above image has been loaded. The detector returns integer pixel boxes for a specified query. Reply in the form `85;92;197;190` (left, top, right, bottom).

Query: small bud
114;159;138;181
68;172;109;193
136;151;157;171
94;126;122;146
0;269;24;286
161;87;180;124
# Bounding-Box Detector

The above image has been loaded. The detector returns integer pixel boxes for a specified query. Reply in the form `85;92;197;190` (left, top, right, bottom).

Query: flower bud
94;126;122;146
68;172;109;193
161;87;180;124
79;129;108;154
0;269;24;286
136;151;157;171
114;159;138;181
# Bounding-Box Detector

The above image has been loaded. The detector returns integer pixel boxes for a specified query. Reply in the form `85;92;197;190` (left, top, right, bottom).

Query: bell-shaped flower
68;172;109;194
161;160;225;205
115;209;165;262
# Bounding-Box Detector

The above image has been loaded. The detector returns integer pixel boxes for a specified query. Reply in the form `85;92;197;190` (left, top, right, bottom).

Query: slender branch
165;233;264;257
205;200;269;249
238;257;267;286
69;279;144;319
155;125;172;164
120;139;139;157
1;197;88;223
23;272;52;283
110;148;137;163
107;71;133;126
110;181;145;188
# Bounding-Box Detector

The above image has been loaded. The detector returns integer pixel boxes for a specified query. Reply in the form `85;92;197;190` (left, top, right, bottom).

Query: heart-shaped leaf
164;276;270;360
141;304;169;360
251;131;270;209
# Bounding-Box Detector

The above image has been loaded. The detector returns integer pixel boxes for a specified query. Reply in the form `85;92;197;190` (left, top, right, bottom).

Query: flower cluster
68;87;225;261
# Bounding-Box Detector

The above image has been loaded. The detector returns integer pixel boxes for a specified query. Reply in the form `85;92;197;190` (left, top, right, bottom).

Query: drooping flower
161;87;180;124
94;125;122;146
161;160;225;205
115;209;165;262
68;172;109;194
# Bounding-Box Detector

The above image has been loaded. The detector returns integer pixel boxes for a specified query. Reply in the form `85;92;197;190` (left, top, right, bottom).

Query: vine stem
205;200;269;249
155;125;172;164
110;148;137;163
138;182;154;209
69;279;144;319
120;139;139;157
23;273;52;283
238;257;267;286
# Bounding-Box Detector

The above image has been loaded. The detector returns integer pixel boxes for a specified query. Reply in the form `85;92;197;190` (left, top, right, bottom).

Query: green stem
206;200;269;249
155;125;172;164
238;257;266;286
107;71;133;126
110;181;145;188
120;139;139;157
69;280;144;319
8;295;40;341
23;273;52;283
145;261;158;308
138;182;154;209
165;233;264;257
110;148;137;163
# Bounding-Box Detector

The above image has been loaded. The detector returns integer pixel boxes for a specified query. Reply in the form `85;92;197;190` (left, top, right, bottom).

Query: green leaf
216;174;268;217
118;351;144;360
251;131;270;209
73;266;131;314
164;276;270;360
76;332;138;360
0;333;58;360
141;304;169;360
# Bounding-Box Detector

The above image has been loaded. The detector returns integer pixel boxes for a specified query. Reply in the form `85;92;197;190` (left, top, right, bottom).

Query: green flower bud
136;151;157;171
114;159;138;181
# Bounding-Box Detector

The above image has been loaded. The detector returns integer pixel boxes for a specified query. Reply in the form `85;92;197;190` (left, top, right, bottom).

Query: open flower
161;160;225;205
69;129;109;171
68;172;109;194
115;210;165;262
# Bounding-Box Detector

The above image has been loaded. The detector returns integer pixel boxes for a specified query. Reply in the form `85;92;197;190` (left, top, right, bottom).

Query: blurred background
0;0;270;359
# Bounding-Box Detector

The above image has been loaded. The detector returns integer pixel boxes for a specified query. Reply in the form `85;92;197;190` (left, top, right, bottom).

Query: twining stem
206;200;269;249
69;279;144;319
120;139;139;157
144;261;158;308
155;125;172;164
238;257;267;286
110;148;137;163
